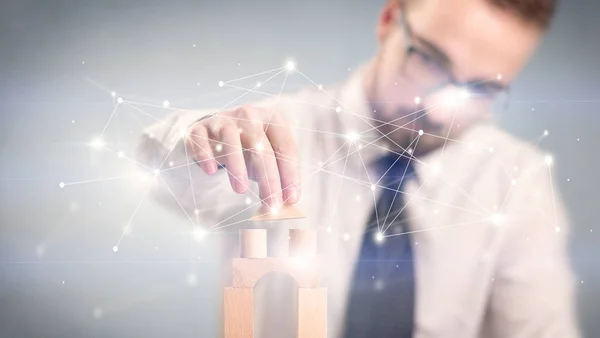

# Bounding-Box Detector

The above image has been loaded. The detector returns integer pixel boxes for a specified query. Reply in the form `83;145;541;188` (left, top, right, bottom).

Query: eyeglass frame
397;6;511;107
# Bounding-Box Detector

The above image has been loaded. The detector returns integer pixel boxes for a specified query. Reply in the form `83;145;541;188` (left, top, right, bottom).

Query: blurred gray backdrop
0;0;598;337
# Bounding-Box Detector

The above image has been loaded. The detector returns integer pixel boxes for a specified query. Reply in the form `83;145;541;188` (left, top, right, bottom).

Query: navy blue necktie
344;153;416;338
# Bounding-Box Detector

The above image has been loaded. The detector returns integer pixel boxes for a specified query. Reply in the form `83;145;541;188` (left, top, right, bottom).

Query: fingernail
208;162;218;174
286;187;298;203
233;175;247;193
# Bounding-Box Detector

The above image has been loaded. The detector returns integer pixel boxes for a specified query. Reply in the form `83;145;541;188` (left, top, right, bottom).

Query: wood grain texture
248;203;305;221
232;258;320;288
223;287;254;338
297;288;327;338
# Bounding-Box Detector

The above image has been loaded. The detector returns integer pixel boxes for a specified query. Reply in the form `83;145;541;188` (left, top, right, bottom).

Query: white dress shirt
135;64;580;338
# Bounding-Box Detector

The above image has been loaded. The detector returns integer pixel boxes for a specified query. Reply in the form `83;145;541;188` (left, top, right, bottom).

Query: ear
377;0;401;42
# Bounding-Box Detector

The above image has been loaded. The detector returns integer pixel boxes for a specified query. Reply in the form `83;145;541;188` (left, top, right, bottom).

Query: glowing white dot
318;84;323;90
72;120;75;124
555;226;560;233
375;232;384;242
418;129;424;136
255;142;264;151
581;280;584;284
153;169;160;175
218;81;224;87
488;146;495;153
567;178;570;182
511;179;517;186
497;74;502;80
193;44;196;48
414;96;422;104
335;106;342;113
326;226;332;233
89;137;105;150
194;209;200;215
544;155;553;166
62;281;65;284
491;213;505;226
270;207;280;216
432;162;442;174
343;233;350;241
168;161;174;167
112;246;119;252
255;82;262;88
245;197;252;205
577;138;580;142
286;61;295;71
82;61;85;65
407;148;413;155
193;227;207;241
215;143;223;152
346;132;359;142
370;185;376;191
543;130;549;136
163;100;170;108
117;97;124;104
93;308;103;319
117;151;125;158
59;182;65;188
110;92;116;98
187;273;198;286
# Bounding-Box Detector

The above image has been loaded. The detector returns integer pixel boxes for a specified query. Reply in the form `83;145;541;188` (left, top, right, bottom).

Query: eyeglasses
398;8;511;105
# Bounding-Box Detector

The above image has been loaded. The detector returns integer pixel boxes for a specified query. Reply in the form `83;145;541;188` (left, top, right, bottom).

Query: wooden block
224;287;254;338
298;288;327;338
248;203;305;222
239;229;267;258
289;229;317;258
232;258;319;288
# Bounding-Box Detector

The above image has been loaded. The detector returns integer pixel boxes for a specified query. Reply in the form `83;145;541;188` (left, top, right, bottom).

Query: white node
511;179;517;186
163;100;170;108
187;273;198;286
497;74;503;81
117;151;125;158
218;81;224;87
153;169;160;176
89;137;105;150
407;148;413;155
193;227;207;241
326;226;332;233
245;197;252;205
346;132;359;142
418;129;424;136
255;82;262;88
59;182;65;188
375;232;384;242
168;161;174;167
112;246;119;252
215;143;223;152
488;146;495;153
318;84;323;90
270;207;280;216
110;92;116;98
491;213;505;226
414;96;422;105
117;97;124;104
432;162;442;174
179;127;187;138
370;185;376;191
343;233;350;241
255;142;264;152
335;106;342;113
193;44;196;48
543;130;549;136
194;209;200;215
544;155;553;166
72;120;75;124
555;226;561;233
285;61;295;71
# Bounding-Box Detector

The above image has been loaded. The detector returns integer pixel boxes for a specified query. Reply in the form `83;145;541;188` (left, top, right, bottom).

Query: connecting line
383;218;489;238
438;105;458;158
115;182;154;247
382;178;429;234
61;176;127;187
157;175;197;228
182;138;201;226
222;67;285;85
326;143;353;232
100;103;122;137
381;135;421;232
547;165;559;232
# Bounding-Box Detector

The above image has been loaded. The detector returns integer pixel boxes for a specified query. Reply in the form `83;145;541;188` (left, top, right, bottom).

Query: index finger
263;111;300;204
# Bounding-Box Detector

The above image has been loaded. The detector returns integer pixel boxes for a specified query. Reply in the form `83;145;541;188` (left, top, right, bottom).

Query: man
136;0;579;336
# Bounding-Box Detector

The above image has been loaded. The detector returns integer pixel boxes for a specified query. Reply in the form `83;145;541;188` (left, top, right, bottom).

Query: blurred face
366;0;544;152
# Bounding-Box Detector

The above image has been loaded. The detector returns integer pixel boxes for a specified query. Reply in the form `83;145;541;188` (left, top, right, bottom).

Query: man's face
369;0;543;151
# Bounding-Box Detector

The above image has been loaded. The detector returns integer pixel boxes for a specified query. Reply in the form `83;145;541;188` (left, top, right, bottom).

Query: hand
184;105;300;208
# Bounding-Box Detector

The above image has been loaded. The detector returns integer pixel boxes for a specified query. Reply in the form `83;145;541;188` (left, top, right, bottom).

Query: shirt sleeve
483;155;581;338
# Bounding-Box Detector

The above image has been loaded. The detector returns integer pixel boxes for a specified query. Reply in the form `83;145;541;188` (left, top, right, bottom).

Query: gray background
0;0;598;337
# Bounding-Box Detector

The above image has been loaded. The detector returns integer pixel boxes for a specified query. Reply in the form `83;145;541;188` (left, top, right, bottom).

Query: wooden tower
223;228;327;338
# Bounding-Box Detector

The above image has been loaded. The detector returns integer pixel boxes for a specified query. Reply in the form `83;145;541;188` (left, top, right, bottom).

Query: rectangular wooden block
224;287;254;338
297;287;327;338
